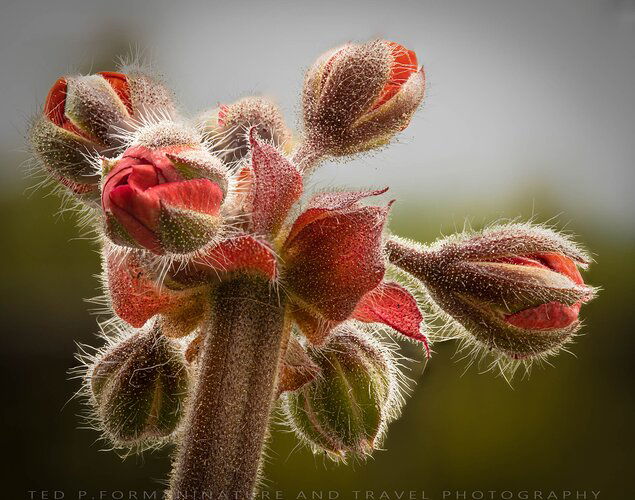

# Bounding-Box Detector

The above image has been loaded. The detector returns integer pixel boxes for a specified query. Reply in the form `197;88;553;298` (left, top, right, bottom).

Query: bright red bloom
372;42;419;109
498;253;584;330
102;146;225;254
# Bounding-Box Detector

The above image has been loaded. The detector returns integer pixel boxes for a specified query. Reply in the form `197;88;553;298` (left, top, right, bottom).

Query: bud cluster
27;39;598;495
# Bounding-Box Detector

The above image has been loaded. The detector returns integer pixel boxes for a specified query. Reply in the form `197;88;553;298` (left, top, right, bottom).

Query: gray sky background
1;0;633;235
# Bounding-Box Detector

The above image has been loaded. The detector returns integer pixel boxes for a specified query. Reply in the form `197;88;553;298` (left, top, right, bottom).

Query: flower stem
292;142;323;174
385;236;432;280
169;275;288;499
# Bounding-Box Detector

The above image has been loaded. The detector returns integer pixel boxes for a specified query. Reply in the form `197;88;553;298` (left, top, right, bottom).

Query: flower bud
387;224;597;359
30;71;176;199
302;40;425;157
283;327;396;459
199;96;291;164
89;325;189;447
102;139;228;255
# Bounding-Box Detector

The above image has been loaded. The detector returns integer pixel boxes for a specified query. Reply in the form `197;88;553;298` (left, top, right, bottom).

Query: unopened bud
387;224;597;359
30;71;176;199
283;327;396;459
89;324;189;447
199;96;291;164
302;40;424;158
102;131;229;255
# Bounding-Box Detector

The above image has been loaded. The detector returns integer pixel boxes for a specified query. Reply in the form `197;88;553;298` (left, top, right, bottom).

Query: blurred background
1;0;634;498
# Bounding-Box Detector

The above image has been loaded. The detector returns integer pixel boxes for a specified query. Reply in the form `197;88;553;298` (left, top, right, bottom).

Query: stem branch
385;236;431;280
292;142;324;175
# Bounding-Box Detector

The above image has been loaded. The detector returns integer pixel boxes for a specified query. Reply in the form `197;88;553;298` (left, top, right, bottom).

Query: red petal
284;203;389;321
102;166;131;212
505;301;581;330
536;252;584;285
147;179;223;216
98;71;132;114
44;77;67;128
102;146;186;213
373;41;419;109
108;185;162;252
127;163;159;192
286;188;388;246
194;235;278;280
353;281;429;355
248;130;303;235
43;77;92;139
121;146;182;183
109;183;161;228
488;253;585;287
106;251;179;327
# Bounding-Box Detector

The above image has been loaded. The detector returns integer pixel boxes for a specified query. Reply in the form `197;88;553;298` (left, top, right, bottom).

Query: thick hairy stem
385;236;431;280
292;142;323;174
169;275;289;499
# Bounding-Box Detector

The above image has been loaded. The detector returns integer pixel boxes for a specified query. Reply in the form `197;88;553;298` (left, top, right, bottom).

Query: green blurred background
2;0;634;498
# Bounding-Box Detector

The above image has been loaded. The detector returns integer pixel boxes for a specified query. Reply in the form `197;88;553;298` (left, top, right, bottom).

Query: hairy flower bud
283;327;396;459
302;39;424;158
89;325;189;447
387;224;597;359
102;142;228;255
29;71;176;199
199;96;291;164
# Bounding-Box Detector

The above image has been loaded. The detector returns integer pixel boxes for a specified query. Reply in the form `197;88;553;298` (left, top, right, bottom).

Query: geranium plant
28;39;597;499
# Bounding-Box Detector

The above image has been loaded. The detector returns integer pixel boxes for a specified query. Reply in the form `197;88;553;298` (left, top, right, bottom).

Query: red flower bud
387;225;597;359
199;96;291;164
302;40;425;157
102;145;227;255
30;71;176;200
